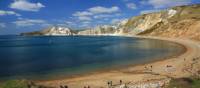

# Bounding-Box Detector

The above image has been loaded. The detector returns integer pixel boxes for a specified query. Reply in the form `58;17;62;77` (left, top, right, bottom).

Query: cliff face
132;4;200;40
43;27;76;36
22;25;120;36
21;4;200;40
21;20;128;36
123;8;179;35
78;25;118;35
21;26;77;36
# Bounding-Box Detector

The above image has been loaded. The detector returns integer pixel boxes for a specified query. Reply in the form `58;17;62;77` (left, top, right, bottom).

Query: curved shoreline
37;36;200;88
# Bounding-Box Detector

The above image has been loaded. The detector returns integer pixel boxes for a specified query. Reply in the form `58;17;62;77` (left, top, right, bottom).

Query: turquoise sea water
0;36;185;80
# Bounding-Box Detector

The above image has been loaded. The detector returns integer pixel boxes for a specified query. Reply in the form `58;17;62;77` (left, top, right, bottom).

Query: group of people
144;65;153;72
107;80;123;88
83;86;90;88
59;85;90;88
58;80;123;88
60;85;68;88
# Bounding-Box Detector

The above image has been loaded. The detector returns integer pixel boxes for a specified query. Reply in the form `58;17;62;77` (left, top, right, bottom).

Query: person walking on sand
110;81;113;86
107;81;110;87
60;85;64;88
124;83;128;88
64;85;68;88
120;80;122;84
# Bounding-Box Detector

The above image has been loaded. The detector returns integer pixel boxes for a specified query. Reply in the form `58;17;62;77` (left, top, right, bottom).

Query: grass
191;78;200;88
167;77;200;88
0;80;51;88
0;80;29;88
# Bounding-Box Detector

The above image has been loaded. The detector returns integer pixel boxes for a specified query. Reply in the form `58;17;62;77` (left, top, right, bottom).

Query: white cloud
0;23;6;28
65;21;75;25
93;13;121;19
13;18;46;27
111;18;123;24
140;0;147;5
72;6;121;28
82;21;90;24
78;16;92;21
88;6;120;14
147;0;191;8
73;11;93;17
41;23;52;27
80;23;90;28
140;9;161;14
126;3;137;9
0;10;21;16
10;0;45;12
78;21;92;28
73;6;120;22
57;24;68;27
94;14;113;19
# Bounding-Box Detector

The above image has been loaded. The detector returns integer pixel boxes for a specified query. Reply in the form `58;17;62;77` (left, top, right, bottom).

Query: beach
37;36;200;88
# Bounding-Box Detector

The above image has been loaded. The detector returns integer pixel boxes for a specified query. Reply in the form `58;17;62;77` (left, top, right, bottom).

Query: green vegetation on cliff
167;77;200;88
0;80;51;88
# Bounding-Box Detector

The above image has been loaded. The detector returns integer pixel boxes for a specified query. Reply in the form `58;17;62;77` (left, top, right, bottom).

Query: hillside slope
130;4;200;40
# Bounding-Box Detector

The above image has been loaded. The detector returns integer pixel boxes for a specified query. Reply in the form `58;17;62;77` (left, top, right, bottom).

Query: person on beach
64;85;68;88
124;83;128;88
107;81;113;88
60;85;64;88
144;66;147;69
107;81;110;86
150;65;153;72
60;85;68;88
120;80;122;85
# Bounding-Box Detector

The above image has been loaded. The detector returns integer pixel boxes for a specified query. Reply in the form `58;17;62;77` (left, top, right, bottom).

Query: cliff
21;26;77;36
77;25;118;35
21;4;200;40
132;4;200;40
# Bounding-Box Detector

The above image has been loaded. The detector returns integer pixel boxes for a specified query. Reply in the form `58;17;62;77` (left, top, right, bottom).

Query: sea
0;35;185;80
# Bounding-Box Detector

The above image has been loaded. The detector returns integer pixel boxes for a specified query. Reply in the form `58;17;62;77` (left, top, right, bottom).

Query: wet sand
37;36;200;88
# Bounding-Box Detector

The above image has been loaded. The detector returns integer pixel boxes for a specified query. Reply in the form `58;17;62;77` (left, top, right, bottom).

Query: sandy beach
37;36;200;88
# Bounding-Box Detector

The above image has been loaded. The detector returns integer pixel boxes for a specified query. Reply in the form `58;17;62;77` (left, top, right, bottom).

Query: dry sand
37;36;200;88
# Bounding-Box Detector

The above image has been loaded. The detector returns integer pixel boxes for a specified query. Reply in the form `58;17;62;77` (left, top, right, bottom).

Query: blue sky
0;0;199;35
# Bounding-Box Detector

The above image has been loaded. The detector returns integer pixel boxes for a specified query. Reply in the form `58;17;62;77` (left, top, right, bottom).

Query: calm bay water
0;36;185;80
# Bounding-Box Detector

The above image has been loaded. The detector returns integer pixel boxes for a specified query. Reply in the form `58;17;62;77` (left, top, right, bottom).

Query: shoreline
36;36;200;88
